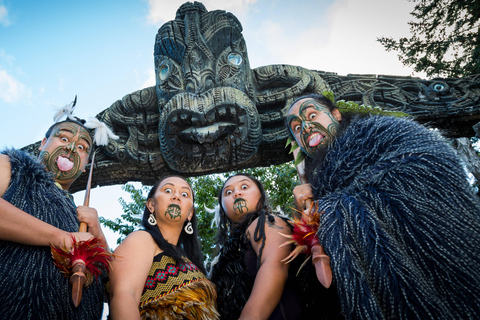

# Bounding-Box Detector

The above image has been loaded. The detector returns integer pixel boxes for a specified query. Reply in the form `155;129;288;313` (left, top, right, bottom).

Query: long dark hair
142;175;206;274
216;173;275;267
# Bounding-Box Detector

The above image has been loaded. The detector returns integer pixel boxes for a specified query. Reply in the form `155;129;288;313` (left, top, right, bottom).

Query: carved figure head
154;2;260;173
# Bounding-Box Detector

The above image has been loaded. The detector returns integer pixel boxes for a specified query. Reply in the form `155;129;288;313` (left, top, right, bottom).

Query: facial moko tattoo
39;122;92;182
233;198;248;215
165;204;182;220
288;99;340;158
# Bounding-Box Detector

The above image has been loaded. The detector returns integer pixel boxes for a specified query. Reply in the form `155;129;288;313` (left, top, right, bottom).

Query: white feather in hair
84;117;119;146
53;97;77;122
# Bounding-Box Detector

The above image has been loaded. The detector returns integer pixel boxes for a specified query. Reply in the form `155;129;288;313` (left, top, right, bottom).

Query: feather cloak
307;116;480;320
0;149;105;319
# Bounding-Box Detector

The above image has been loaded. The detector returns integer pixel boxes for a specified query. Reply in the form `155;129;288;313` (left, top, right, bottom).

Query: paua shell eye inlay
228;53;242;66
159;64;170;80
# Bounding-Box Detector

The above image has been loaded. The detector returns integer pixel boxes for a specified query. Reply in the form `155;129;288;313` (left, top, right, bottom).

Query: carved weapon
285;146;332;288
51;152;114;307
70;152;94;306
297;186;332;287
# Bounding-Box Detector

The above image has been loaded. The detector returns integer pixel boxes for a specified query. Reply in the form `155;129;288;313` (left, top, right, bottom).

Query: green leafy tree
378;0;480;77
186;174;225;264
99;183;150;245
100;162;300;263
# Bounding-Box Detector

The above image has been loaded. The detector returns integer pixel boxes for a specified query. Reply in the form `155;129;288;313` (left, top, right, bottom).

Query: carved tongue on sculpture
178;122;236;144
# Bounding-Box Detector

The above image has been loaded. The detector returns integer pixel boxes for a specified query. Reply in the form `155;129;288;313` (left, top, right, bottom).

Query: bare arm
0;154;93;248
239;215;292;320
109;231;157;320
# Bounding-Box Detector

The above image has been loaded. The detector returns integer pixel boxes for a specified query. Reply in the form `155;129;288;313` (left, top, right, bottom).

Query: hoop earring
148;213;157;226
184;220;193;235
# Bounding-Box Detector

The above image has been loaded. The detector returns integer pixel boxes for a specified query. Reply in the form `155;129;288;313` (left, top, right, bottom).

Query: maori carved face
154;2;261;173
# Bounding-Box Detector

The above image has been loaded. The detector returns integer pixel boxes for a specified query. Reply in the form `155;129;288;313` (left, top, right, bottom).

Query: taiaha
51;152;114;307
280;140;332;288
72;152;104;306
49;100;119;307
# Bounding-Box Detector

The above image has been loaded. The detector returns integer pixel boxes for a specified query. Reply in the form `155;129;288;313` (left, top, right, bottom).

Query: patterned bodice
140;252;208;307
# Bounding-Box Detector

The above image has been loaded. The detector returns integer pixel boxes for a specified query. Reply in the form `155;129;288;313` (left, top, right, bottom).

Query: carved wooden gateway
34;2;478;192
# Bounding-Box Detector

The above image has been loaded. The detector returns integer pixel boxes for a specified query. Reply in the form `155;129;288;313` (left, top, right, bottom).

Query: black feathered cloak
0;149;105;319
307;116;480;320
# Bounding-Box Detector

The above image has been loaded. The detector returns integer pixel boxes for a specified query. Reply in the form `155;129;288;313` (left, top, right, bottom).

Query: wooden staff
292;146;332;288
71;152;95;306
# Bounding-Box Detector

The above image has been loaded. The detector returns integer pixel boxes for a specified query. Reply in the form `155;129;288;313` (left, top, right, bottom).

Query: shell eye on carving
228;52;243;66
159;63;170;80
433;83;445;91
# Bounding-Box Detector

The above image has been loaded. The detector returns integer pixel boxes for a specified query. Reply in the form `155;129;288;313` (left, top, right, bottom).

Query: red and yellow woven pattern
139;254;219;320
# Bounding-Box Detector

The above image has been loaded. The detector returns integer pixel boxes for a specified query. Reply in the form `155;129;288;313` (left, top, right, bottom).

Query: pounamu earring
184;220;193;235
148;212;157;226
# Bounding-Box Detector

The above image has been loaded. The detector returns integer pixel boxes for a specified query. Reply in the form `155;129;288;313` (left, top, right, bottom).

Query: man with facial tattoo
0;116;107;319
288;94;480;320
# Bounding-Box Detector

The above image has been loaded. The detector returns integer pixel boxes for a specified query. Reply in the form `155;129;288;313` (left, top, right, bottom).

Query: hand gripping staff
50;115;118;307
51;152;114;306
280;140;332;288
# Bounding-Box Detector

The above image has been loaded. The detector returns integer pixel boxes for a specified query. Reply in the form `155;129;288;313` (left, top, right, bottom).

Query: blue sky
0;0;420;248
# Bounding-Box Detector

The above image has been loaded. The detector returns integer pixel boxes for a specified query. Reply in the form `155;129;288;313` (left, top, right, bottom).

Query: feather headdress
84;117;119;146
51;96;118;146
53;96;78;123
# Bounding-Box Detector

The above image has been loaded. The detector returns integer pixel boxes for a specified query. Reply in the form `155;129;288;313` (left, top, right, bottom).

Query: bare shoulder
247;214;293;259
115;230;156;253
0;154;11;170
269;214;291;228
125;230;155;244
0;154;11;198
247;213;291;236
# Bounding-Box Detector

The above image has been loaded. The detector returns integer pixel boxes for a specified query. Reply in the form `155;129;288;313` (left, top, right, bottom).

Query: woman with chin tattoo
108;176;219;320
210;173;306;320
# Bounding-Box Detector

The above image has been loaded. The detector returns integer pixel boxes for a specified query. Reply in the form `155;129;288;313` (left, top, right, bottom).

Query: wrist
52;229;71;248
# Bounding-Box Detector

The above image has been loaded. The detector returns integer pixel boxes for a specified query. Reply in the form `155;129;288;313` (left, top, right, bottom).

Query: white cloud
203;0;257;17
247;0;421;77
0;69;30;103
146;0;183;25
319;0;416;75
146;0;256;26
0;5;10;26
141;69;156;89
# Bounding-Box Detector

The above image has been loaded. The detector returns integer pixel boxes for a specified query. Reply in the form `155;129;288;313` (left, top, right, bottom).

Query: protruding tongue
57;156;74;171
308;134;323;147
